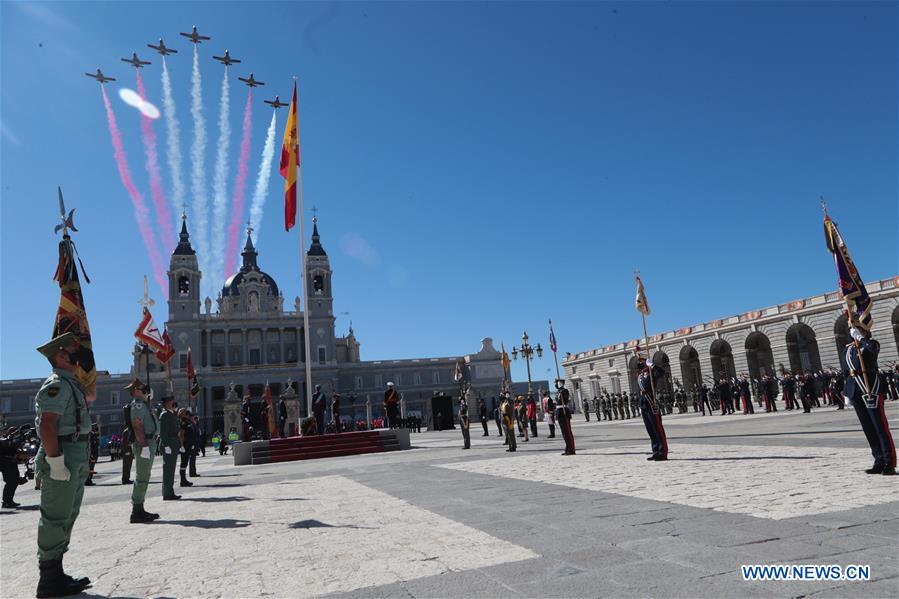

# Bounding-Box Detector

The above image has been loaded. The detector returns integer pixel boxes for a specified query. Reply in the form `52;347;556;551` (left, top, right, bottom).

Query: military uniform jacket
129;398;158;441
279;399;288;421
843;338;881;403
459;402;470;428
637;365;666;403
34;368;90;439
158;409;180;451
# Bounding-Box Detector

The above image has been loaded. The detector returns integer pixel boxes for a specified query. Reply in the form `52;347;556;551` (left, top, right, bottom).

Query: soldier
311;385;327;434
527;395;538;437
278;392;288;438
459;396;471;450
830;370;846;409
637;354;668;461
492;398;503;436
331;392;342;434
383;382;399;429
478;398;489;436
739;378;754;414
120;400;134;484
718;375;733;415
33;332;93;597
177;408;194;488
584;398;591;422
240;393;252;441
84;422;99;486
844;326;896;475
799;373;815;413
603;393;613;421
542;390;556;437
500;393;517;452
555;381;575;455
126;379;161;523
592;396;601;422
699;384;712;415
158;395;181;500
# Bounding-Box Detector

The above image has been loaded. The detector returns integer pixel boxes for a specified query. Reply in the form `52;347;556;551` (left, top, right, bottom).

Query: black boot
36;558;87;598
59;556;91;589
179;472;193;487
130;503;158;523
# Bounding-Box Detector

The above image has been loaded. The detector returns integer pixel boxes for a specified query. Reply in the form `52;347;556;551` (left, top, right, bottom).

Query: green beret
36;332;78;359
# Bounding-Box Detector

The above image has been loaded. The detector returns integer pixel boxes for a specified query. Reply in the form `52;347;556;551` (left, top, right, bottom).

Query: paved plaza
2;407;898;598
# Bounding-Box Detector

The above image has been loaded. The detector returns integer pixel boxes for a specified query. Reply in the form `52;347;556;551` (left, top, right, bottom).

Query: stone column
365;395;372;429
241;328;248;366
223;384;241;438
400;393;406;419
279;327;285;365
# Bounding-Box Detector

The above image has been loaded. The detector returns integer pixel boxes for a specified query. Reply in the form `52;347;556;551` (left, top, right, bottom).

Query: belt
59;434;89;443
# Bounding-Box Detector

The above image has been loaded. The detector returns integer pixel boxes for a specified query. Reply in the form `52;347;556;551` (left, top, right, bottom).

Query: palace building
562;277;899;407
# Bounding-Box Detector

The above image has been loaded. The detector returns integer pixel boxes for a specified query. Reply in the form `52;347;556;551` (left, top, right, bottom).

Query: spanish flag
501;341;511;376
280;81;299;231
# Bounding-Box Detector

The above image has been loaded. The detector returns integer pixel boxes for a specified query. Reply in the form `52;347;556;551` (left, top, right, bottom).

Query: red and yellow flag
280;81;300;231
53;235;96;397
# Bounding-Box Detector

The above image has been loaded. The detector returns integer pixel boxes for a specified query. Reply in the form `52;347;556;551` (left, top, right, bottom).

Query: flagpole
549;319;561;382
295;77;313;419
636;271;658;410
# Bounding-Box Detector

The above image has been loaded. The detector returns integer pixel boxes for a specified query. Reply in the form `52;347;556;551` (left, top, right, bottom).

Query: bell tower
168;212;201;321
305;216;336;365
166;212;202;377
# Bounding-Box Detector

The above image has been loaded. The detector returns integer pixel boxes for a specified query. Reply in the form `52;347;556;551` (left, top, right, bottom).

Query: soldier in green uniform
33;332;92;598
126;379;160;523
158;395;181;500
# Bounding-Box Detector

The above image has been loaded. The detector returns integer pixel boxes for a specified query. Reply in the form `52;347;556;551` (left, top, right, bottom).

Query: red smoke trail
101;86;168;293
136;71;176;250
224;90;253;276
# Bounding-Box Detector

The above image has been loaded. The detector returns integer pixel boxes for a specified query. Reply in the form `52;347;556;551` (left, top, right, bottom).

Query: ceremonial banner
187;347;201;398
500;341;511;375
53;235;96;396
635;275;651;315
548;320;558;353
454;361;463;383
280;81;299;231
135;307;165;351
824;215;873;333
156;329;175;364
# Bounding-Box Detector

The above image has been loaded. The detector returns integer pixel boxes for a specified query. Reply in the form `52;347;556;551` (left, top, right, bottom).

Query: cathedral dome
221;230;280;298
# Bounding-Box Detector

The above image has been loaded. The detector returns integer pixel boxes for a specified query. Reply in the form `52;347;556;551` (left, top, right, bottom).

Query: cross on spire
138;274;155;309
246;219;254;237
311;205;319;224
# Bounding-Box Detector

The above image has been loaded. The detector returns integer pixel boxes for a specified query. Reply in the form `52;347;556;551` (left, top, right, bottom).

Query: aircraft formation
86;25;281;105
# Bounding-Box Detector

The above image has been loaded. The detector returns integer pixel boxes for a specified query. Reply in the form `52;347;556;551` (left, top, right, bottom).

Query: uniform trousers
640;397;668;458
36;442;87;561
130;443;154;504
852;393;896;469
161;451;177;497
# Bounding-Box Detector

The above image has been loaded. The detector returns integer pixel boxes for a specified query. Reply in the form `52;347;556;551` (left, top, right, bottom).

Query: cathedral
0;215;512;435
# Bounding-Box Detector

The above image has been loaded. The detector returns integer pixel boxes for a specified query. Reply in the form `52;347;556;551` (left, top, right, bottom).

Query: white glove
45;455;70;482
646;360;654;368
179;447;185;454
140;446;152;460
850;327;864;342
164;446;172;455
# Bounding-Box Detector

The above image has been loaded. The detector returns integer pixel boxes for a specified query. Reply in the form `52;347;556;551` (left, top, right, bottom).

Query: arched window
710;339;736;380
313;274;324;295
834;313;850;370
745;332;774;380
651;351;674;394
178;275;190;296
785;323;822;373
679;345;702;391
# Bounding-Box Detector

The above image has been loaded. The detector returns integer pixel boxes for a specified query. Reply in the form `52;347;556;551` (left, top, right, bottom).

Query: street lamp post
512;331;543;398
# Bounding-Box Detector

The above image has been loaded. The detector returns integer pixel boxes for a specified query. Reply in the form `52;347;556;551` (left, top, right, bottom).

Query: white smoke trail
189;46;210;295
161;57;185;231
210;68;231;284
249;111;278;245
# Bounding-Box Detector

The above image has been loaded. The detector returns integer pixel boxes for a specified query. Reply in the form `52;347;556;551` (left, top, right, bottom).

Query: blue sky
1;1;896;382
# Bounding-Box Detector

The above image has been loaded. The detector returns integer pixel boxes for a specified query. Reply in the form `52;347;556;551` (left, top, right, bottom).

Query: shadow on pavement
273;497;308;501
671;455;819;461
289;519;374;530
194;473;240;478
157;518;251;529
192;483;246;488
182;496;252;503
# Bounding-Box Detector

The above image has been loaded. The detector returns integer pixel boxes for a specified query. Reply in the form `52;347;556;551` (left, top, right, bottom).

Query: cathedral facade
0;217;509;434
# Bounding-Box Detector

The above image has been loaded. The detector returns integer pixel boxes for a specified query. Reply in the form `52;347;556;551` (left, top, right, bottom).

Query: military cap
35;332;78;358
124;378;149;393
160;395;175;404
